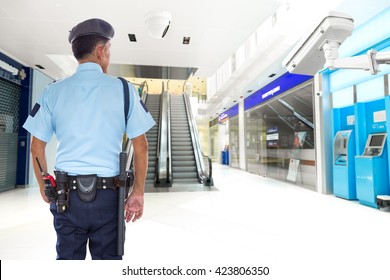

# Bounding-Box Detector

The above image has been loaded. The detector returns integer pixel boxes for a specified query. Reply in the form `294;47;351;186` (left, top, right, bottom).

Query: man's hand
124;191;144;223
124;134;148;223
30;137;50;204
39;187;50;203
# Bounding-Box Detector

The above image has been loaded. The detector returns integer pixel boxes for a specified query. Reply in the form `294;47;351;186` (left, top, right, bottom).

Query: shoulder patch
140;100;149;113
30;103;41;117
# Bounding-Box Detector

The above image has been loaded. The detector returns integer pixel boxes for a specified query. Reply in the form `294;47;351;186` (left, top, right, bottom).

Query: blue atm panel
355;133;389;208
333;130;356;199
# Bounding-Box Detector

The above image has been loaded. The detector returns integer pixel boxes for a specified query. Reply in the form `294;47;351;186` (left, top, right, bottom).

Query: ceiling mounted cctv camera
283;10;390;75
145;11;172;39
282;11;354;75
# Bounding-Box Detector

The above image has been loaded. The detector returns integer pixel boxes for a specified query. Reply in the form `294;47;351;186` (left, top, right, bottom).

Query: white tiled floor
1;164;390;279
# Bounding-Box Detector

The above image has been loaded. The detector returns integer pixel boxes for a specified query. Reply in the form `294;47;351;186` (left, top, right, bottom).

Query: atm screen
369;134;385;147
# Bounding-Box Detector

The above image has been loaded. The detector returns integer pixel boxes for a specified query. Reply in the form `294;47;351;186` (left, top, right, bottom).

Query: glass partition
245;81;316;190
210;125;219;162
229;116;239;168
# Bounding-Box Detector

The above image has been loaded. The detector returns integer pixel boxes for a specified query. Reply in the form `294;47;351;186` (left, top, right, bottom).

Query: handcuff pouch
76;175;97;202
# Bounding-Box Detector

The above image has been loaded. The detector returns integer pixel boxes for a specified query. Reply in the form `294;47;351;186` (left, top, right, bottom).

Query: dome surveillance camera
145;11;171;39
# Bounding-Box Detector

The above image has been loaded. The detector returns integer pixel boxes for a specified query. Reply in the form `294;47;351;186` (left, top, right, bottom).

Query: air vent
268;73;276;78
35;64;45;69
182;37;190;45
128;34;137;42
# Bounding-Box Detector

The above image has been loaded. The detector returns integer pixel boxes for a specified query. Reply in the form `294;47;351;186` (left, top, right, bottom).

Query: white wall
28;70;56;187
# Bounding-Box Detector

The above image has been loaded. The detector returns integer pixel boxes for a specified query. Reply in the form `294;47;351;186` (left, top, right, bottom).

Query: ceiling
0;0;280;80
0;0;389;121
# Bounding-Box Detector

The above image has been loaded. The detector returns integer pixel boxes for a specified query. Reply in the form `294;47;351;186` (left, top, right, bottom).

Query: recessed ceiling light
268;73;276;78
246;90;252;93
128;34;137;42
35;64;45;69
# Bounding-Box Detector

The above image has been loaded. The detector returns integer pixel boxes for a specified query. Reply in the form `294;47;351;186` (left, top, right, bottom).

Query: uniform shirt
23;62;155;177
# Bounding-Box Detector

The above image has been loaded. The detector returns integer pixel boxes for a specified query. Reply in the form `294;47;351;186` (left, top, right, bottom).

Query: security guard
23;18;155;260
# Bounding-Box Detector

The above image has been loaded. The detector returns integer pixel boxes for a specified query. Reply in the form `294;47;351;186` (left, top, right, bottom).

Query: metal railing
124;89;148;170
166;91;172;186
182;92;213;186
155;81;172;186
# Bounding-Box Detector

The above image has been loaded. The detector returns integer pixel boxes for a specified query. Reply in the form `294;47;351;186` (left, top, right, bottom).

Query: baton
117;151;127;256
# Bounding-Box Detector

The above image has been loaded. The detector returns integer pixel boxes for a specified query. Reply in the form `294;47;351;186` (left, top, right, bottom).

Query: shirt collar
76;62;103;73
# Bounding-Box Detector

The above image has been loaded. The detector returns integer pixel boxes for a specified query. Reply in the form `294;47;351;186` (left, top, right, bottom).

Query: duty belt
68;176;118;190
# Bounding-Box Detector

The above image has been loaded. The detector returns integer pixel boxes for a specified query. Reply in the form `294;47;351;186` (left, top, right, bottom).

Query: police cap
68;18;115;43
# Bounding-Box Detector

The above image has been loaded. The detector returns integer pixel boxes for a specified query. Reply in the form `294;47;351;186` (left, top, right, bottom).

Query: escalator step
172;166;197;172
172;137;191;141
172;160;195;166
172;178;199;184
172;172;198;179
172;155;195;160
172;146;193;151
172;151;194;156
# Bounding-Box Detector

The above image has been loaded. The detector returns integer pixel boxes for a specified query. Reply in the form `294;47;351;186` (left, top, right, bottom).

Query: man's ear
95;44;105;61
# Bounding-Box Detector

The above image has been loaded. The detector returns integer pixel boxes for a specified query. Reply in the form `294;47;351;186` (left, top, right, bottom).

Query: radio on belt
35;157;58;203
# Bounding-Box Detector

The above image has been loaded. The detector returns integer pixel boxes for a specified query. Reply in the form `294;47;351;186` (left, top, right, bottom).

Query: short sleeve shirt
23;62;155;177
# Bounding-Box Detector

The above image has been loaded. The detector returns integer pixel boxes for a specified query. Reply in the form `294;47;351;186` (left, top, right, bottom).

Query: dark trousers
50;188;122;260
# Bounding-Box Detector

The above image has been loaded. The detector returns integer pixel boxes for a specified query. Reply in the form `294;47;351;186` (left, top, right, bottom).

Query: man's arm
30;137;50;203
124;134;148;222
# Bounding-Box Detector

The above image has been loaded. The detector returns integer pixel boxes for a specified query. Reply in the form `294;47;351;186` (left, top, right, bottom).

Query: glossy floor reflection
1;164;389;279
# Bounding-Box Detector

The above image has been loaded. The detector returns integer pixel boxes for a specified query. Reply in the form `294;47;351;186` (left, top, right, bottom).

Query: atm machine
333;130;356;199
355;133;389;208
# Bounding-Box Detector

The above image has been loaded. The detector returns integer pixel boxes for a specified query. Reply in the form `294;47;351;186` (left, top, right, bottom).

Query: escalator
144;94;160;188
130;90;213;190
170;94;199;184
169;93;213;187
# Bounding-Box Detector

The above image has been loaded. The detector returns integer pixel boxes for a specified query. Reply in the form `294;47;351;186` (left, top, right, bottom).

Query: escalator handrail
183;92;209;182
182;92;213;185
141;81;149;95
157;91;171;185
155;82;166;184
166;91;172;184
126;91;148;170
155;92;164;184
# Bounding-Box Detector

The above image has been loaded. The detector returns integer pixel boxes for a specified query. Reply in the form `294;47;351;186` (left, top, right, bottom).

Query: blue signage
218;104;239;124
244;72;312;111
229;104;239;118
218;112;229;123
